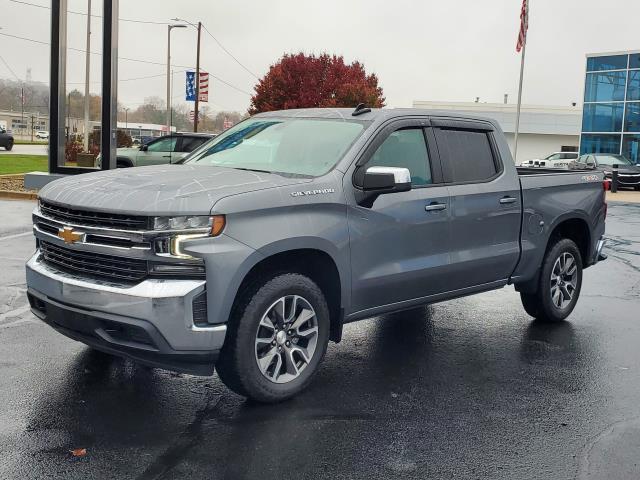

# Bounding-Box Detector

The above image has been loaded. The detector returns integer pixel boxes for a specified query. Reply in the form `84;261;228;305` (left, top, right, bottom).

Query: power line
0;53;21;82
200;24;259;80
0;31;252;96
9;0;171;25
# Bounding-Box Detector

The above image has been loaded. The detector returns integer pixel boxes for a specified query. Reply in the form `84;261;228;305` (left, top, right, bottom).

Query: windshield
594;154;632;166
184;117;368;176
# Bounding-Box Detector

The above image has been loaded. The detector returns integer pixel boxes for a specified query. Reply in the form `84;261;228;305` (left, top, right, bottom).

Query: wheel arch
229;243;347;343
116;156;134;168
515;213;592;294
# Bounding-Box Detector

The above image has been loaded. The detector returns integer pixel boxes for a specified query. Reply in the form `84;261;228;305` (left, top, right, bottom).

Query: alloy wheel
550;252;578;309
254;295;319;384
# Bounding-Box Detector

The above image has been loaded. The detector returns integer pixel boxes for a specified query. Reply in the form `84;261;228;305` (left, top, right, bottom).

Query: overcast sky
1;0;639;114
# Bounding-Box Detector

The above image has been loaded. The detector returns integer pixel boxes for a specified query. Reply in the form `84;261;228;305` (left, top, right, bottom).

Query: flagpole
514;41;526;164
514;0;528;165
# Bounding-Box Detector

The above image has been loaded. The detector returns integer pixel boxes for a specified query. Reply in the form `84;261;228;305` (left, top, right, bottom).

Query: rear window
435;129;499;183
181;136;209;152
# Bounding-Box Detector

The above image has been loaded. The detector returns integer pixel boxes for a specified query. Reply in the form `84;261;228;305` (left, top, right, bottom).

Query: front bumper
26;252;226;375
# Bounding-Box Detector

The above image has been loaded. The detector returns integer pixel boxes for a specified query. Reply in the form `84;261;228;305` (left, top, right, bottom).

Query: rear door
348;119;452;314
432;119;521;289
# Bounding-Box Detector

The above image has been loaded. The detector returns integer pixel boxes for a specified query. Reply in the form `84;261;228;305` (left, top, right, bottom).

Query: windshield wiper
232;167;273;174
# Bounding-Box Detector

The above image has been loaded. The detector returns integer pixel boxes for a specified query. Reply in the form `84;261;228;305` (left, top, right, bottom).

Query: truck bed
516;166;597;176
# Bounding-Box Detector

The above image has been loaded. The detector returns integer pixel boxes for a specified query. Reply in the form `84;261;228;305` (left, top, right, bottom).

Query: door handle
499;196;517;204
162;155;171;158
425;202;447;212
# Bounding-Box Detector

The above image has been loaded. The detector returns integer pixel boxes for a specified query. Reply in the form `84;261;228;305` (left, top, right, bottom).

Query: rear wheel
520;238;583;322
5;140;13;151
216;273;330;403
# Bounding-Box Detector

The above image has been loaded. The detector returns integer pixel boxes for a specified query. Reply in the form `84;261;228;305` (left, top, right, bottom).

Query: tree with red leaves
249;53;385;114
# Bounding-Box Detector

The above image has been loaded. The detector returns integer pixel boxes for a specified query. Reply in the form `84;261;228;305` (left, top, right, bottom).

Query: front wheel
520;238;583;322
5;141;13;151
216;273;330;403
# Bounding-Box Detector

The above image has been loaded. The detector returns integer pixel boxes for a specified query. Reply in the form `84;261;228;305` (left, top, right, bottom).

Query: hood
602;165;640;174
38;164;311;215
117;147;141;155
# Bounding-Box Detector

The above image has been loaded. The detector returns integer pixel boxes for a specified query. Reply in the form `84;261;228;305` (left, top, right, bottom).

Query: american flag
516;0;528;53
198;72;209;103
185;71;210;102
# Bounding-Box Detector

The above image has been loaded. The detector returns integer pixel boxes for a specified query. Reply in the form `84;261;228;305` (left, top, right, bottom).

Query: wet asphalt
0;199;639;480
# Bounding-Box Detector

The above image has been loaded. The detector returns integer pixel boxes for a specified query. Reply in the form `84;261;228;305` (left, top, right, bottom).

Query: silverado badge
57;226;84;244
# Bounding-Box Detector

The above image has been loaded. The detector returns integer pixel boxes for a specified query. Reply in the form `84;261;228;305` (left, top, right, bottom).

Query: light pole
166;24;186;136
172;18;202;132
124;107;129;130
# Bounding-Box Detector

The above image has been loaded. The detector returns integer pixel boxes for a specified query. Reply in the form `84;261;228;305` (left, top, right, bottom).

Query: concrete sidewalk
607;190;640;203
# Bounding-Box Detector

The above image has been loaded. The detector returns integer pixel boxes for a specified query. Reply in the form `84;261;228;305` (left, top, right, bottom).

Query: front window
594;154;632;166
147;136;177;152
185;117;368;176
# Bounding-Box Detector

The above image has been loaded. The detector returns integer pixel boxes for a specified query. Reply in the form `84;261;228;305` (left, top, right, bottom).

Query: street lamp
166;24;186;135
172;18;202;133
123;107;129;130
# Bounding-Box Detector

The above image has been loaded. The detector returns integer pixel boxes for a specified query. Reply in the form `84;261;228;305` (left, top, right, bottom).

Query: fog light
149;263;206;276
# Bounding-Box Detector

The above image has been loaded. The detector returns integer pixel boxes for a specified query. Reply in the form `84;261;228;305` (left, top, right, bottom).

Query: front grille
40;201;150;230
40;241;148;283
618;175;640;184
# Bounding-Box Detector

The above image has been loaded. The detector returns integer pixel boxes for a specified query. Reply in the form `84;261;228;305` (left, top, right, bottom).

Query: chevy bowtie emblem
57;226;83;244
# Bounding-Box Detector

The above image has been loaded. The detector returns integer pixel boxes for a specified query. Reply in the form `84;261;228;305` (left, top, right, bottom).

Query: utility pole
166;24;186;136
21;86;24;137
83;0;91;151
30;113;34;142
193;21;202;133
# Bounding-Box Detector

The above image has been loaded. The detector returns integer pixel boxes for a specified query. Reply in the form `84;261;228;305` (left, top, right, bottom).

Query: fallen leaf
70;448;87;457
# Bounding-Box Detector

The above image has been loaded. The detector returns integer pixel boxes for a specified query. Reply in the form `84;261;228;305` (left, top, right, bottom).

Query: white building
412;101;582;164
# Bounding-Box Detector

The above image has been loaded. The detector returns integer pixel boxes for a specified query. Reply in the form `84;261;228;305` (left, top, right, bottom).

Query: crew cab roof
253;107;500;129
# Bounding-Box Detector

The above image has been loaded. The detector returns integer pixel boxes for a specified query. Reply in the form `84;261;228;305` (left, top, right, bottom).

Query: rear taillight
603;180;611;191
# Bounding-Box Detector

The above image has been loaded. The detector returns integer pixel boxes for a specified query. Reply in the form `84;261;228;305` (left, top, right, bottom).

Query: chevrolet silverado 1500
26;107;607;402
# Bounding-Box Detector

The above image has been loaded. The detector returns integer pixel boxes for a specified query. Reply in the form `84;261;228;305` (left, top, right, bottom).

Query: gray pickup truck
26;107;607;402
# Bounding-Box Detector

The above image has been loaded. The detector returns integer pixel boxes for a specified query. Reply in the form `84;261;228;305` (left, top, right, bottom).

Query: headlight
153;215;226;259
153;215;213;231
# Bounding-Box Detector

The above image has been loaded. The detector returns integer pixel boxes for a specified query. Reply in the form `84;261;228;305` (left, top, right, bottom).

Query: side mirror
356;166;411;207
140;144;148;151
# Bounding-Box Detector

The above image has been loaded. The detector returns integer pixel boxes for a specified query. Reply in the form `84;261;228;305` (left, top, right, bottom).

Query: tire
216;273;330;403
520;238;583;322
5;141;13;151
116;157;133;168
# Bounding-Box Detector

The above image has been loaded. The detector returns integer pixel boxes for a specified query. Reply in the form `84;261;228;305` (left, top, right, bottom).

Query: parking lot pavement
0;144;48;156
0;199;639;480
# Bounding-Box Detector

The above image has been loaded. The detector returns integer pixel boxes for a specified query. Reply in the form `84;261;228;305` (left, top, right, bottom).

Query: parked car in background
520;152;579;169
0;126;14;151
27;108;607;402
578;153;640;190
114;132;214;167
35;131;50;140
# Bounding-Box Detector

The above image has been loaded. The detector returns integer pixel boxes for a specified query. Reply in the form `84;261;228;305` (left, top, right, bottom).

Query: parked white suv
35;131;49;140
520;152;579;169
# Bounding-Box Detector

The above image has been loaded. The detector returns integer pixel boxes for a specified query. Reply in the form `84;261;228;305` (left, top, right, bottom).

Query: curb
0;174;26;179
0;190;38;200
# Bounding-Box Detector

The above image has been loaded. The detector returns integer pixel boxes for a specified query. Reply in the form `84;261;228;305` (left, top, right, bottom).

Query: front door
137;136;178;166
347;121;452;315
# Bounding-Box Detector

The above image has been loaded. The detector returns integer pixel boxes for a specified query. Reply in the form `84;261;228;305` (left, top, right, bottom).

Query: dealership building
580;51;640;164
412;100;582;165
